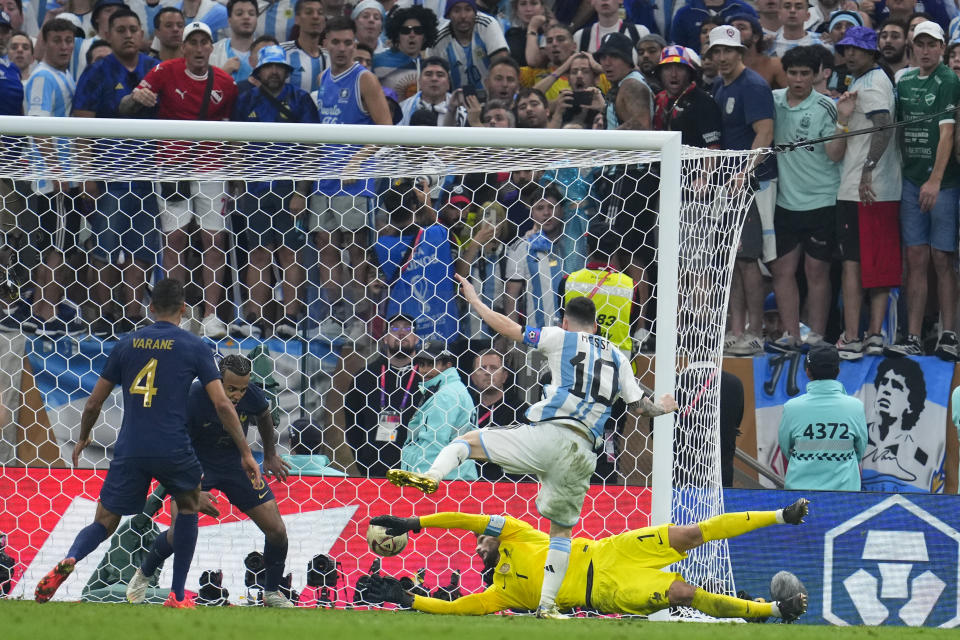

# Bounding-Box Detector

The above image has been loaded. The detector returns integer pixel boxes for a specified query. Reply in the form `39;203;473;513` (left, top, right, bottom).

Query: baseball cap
658;44;698;70
595;32;635;64
827;9;863;32
636;33;667;48
835;25;878;52
254;44;294;74
913;20;945;43
182;21;213;42
806;344;840;375
0;10;11;28
706;25;746;53
414;341;456;364
444;0;477;17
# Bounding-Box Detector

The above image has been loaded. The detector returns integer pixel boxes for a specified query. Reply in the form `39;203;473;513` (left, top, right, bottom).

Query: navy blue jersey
100;321;221;457
187;379;269;456
0;58;23;116
712;67;777;181
73;52;160;169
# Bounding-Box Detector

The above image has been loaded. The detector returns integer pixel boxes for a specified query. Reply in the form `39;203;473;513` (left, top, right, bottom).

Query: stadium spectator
506;0;549;67
768;45;838;353
152;7;185;61
254;0;293;41
730;12;786;89
351;0;383;53
886;21;959;360
503;184;566;329
282;0;327;93
373;5;438;99
121;21;239;339
521;23;578;99
480;98;514;126
755;0;780;40
237;34;279;90
708;25;773;357
399;56;451;126
820;9;861;47
429;0;509;94
0;0;31;38
22;18;86;336
467;347;526;480
354;41;373;68
949;41;960;78
878;18;909;80
652;45;722;149
768;0;823;57
230;44;318;338
343;313;421;478
777;344;866;490
73;7;161;337
0;16;23;116
210;0;258;83
399;342;478;481
71;0;128;80
513;86;548;127
86;38;111;64
177;0;229;40
824;26;900;360
311;16;391;340
671;0;758;52
538;55;606;128
485;55;520;103
574;0;648;54
808;43;833;94
635;33;665;93
806;0;845;32
7;31;34;80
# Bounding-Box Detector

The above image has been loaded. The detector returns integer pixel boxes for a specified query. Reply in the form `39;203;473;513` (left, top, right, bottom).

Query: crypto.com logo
823;495;960;627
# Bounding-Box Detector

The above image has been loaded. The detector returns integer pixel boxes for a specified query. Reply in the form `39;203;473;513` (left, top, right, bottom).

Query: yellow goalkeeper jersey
411;512;684;616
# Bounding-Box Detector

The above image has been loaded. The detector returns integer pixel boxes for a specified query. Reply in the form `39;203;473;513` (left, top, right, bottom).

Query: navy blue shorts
90;181;160;265
199;453;273;512
99;450;202;515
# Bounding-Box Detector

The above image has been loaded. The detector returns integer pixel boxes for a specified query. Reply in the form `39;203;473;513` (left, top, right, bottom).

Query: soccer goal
0;115;758;612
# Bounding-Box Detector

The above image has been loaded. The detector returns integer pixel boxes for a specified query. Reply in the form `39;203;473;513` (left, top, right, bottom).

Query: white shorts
479;422;597;527
308;194;372;233
159;181;228;233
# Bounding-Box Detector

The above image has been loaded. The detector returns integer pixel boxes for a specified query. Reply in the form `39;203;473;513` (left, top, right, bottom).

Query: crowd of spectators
3;0;960;480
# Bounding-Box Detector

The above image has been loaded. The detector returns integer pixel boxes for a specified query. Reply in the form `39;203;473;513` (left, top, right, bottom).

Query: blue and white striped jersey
522;326;644;439
282;40;328;93
24;61;75;193
257;0;296;41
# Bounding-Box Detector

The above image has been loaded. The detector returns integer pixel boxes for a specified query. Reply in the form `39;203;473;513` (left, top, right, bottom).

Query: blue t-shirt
713;67;777;180
0;58;23;116
100;321;221;458
315;62;375;197
187;379;269;457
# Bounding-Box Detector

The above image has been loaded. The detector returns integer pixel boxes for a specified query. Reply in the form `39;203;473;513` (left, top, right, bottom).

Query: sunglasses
399;25;425;35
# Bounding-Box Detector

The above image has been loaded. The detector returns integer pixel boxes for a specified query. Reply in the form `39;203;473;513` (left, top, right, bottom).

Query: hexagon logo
823;495;960;627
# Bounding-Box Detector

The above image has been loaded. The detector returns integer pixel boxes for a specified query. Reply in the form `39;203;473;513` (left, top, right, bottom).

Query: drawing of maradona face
873;358;926;434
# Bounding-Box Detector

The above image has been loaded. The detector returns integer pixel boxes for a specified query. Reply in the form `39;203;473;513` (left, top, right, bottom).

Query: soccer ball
769;570;808;601
366;524;408;557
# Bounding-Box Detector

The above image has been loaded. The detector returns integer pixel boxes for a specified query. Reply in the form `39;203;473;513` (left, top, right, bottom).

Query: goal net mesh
0;125;759;613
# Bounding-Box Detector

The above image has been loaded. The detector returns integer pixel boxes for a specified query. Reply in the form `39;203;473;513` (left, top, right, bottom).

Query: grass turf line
2;601;955;640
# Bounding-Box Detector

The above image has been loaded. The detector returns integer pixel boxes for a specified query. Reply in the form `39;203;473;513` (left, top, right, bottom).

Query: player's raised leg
667;498;810;553
667;579;807;622
35;503;122;603
245;500;294;608
387;431;487;493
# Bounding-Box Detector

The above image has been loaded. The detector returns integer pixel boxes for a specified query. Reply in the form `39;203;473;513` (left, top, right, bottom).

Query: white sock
538;537;571;609
426;439;471;481
775;509;785;524
770;601;782;617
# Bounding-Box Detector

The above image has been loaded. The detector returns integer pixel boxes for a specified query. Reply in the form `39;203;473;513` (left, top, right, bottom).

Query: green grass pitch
2;600;956;640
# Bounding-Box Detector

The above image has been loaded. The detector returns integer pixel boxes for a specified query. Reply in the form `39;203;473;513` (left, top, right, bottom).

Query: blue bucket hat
255;45;295;75
835;25;878;53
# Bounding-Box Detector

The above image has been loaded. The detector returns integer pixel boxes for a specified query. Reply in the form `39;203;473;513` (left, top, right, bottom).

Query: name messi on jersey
579;333;609;350
132;338;175;350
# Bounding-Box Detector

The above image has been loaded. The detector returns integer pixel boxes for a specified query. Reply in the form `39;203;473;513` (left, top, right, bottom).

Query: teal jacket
778;379;867;491
400;367;478;480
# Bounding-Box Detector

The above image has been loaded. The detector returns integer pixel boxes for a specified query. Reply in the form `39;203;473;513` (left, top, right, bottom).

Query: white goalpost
0;115;758;612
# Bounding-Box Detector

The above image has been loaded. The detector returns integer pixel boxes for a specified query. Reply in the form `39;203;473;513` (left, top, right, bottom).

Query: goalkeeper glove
369;576;415;608
370;515;422;536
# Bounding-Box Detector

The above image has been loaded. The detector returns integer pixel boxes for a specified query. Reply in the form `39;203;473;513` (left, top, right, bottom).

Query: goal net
0;116;759;613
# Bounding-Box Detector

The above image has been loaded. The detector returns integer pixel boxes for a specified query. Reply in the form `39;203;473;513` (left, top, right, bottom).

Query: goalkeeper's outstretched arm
454;274;523;343
370;512;511;537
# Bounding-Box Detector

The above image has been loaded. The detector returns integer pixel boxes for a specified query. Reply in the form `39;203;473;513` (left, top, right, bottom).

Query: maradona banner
753;354;955;492
725;488;960;628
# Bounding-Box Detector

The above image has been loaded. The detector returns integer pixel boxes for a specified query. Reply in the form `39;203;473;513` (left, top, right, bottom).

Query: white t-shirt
837;67;902;203
768;29;825;58
573;20;649;54
522;326;644;438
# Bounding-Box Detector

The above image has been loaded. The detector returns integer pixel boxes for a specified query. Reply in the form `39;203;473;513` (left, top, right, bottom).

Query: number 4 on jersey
130;358;159;407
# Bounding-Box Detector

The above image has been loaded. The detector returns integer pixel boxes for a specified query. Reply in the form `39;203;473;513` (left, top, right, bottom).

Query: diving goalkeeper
367;499;810;621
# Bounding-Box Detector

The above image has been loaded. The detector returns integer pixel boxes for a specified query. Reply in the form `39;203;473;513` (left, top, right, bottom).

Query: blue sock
263;538;288;592
66;522;109;562
140;529;174;577
170;514;198;600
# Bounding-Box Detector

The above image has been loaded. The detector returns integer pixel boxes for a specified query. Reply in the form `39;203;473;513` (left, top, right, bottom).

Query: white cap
182;21;213;43
913;20;945;43
706;25;746;52
58;12;83;31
